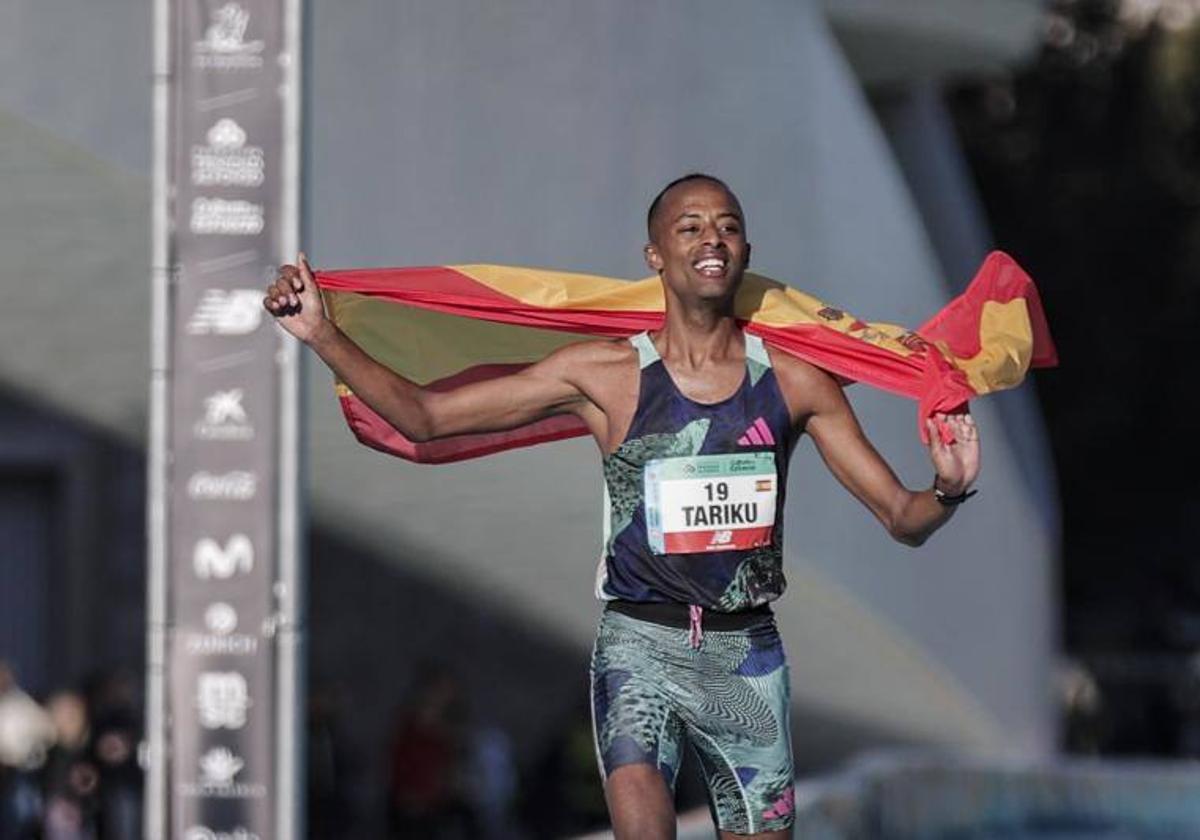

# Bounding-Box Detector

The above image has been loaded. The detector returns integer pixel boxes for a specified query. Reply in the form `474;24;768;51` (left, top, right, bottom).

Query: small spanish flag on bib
314;251;1056;464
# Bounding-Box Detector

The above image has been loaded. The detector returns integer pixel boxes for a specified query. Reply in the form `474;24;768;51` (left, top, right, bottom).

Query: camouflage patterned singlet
595;330;794;612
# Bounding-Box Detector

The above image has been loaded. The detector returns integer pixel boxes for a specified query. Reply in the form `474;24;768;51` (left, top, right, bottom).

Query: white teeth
694;258;725;270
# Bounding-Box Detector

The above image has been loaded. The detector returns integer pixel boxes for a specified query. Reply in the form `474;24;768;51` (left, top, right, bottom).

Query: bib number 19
644;452;777;554
704;482;729;502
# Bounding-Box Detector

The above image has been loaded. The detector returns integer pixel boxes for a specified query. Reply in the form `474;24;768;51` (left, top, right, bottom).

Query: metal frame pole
275;0;306;835
146;0;173;834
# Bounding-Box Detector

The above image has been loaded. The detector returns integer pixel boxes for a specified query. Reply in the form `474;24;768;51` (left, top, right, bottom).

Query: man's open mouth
693;257;727;278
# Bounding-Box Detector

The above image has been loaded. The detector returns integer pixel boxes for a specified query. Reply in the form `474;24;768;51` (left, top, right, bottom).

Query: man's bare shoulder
536;337;639;432
539;336;637;375
764;343;846;418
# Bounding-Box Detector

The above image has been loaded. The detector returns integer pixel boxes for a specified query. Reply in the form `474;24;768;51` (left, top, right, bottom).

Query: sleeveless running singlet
595;331;794;611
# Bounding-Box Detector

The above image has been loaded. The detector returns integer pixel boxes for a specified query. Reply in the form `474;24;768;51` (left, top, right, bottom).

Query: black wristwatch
933;475;977;506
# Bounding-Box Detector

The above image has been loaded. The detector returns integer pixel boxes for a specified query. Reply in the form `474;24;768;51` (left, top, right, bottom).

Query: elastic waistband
605;599;772;631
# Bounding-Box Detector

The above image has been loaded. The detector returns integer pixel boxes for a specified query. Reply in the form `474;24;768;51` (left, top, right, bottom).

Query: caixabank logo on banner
194;389;256;441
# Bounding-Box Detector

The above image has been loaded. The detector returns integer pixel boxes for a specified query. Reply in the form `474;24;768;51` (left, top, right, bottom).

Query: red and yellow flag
315;250;1057;464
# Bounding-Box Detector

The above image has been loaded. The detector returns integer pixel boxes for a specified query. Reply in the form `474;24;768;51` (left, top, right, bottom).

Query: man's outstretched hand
925;412;980;497
264;253;327;343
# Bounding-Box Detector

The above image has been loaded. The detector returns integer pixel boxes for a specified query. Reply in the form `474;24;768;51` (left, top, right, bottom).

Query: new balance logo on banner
187;290;263;335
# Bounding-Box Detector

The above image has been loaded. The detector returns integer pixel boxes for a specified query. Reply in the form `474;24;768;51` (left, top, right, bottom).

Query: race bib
644;452;777;554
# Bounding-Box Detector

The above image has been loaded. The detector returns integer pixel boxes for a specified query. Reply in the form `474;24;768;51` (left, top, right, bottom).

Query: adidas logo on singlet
737;417;775;447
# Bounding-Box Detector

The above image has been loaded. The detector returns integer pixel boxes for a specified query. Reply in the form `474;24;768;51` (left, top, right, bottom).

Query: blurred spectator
1172;652;1200;757
386;664;475;839
523;693;608;839
0;661;54;839
463;723;518;840
307;682;354;839
83;669;141;840
1057;658;1105;755
0;662;55;772
41;691;98;840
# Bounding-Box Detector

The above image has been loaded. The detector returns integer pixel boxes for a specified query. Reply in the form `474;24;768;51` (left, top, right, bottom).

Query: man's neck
655;297;742;370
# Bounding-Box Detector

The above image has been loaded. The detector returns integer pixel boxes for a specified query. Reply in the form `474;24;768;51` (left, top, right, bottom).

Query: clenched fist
264;253;327;343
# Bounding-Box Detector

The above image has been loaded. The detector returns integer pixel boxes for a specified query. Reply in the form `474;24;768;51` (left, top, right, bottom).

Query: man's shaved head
646;173;741;241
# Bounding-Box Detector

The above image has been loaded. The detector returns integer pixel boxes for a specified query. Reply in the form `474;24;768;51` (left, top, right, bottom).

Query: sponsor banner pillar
149;1;303;838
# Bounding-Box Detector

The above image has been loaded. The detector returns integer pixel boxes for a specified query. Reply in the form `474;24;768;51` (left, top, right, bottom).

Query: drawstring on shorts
688;604;704;649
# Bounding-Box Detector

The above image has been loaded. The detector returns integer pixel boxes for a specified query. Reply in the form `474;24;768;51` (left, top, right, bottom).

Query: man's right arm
265;255;593;442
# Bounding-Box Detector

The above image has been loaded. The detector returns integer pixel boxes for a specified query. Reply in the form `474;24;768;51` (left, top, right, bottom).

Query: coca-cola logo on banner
187;470;258;501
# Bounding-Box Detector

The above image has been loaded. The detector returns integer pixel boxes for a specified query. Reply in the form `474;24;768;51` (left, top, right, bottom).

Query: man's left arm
771;352;980;547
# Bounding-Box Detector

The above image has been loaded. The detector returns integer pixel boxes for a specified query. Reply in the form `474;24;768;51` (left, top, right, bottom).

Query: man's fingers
264;276;299;313
956;414;978;442
278;263;304;294
926;418;945;452
274;264;305;295
298;252;314;284
265;258;318;316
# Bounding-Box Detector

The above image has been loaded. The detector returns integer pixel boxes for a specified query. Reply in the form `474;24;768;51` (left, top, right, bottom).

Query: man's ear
644;243;663;273
745;241;752;269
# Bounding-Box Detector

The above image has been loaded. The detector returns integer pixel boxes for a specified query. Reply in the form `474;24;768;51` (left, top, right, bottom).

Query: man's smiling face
645;178;750;303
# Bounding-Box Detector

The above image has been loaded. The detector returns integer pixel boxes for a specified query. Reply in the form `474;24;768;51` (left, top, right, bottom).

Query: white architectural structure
0;0;1053;766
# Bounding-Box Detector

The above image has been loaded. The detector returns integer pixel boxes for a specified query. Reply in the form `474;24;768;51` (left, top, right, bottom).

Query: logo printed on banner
196;672;251;730
187;290;263;335
205;602;238;635
178;747;268;799
187;470;257;500
184;602;258;656
184;828;261;840
194;389;255;440
191;119;265;187
199;747;243;785
190;198;265;236
192;2;264;70
193;534;254;580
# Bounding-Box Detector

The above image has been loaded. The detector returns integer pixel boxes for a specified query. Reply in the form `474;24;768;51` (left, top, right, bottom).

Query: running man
264;174;980;839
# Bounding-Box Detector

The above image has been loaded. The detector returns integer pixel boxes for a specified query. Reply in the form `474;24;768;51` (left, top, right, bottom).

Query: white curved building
0;0;1054;807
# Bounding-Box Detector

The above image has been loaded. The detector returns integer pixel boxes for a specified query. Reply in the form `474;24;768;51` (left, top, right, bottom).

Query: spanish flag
314;251;1056;464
